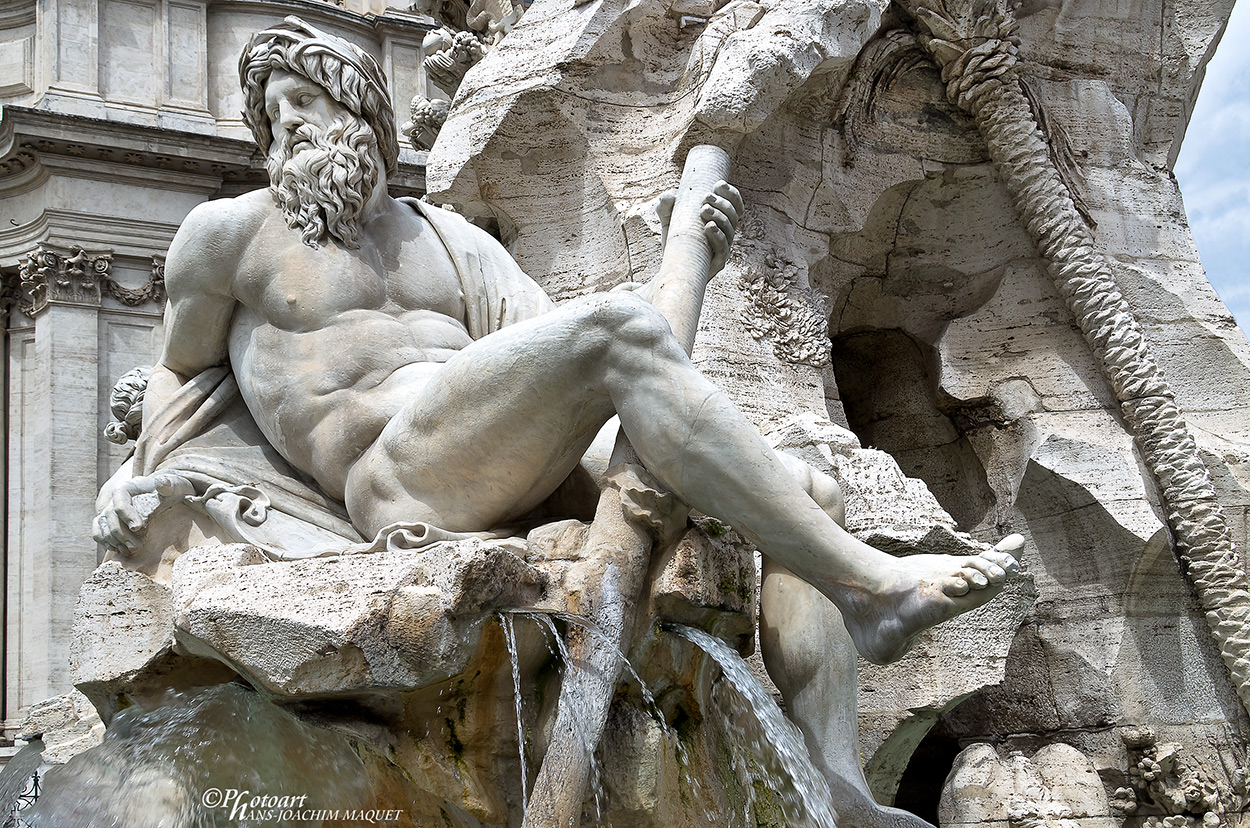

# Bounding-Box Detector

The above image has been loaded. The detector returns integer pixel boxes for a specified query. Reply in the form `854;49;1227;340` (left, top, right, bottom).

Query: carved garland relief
3;244;166;317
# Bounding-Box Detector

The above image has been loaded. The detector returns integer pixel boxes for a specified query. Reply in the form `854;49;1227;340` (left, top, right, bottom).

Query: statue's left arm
94;197;255;553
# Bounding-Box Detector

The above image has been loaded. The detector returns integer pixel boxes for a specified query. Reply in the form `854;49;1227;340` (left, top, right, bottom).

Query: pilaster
5;243;112;719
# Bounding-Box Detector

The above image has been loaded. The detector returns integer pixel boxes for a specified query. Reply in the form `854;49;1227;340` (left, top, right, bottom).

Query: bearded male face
238;15;400;251
262;68;384;249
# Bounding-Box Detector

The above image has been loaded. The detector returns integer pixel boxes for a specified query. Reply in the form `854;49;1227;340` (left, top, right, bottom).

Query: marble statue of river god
93;17;1019;669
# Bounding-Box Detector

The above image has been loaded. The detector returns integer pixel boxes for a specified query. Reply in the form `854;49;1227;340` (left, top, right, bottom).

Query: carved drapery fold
895;0;1250;714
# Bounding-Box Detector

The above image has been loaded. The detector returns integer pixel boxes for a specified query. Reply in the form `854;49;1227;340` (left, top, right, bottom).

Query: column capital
14;243;109;315
5;244;166;317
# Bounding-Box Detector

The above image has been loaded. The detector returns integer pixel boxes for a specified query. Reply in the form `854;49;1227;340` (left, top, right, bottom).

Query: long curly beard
265;113;383;249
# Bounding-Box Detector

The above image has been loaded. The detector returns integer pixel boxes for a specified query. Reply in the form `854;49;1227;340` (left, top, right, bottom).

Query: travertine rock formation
68;529;757;825
425;0;1250;818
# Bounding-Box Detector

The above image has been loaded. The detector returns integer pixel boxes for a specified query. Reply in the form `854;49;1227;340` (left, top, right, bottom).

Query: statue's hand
701;181;743;278
92;471;195;555
658;182;743;279
658;190;677;248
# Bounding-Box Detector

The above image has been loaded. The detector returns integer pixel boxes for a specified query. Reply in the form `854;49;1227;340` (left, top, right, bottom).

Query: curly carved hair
239;16;399;178
105;365;152;445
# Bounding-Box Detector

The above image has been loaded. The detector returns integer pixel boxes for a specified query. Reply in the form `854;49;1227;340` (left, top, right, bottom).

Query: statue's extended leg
762;455;935;828
346;291;1017;664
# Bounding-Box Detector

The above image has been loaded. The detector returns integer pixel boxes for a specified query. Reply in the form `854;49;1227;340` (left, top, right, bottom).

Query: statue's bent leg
343;295;627;534
762;456;934;828
346;291;1017;663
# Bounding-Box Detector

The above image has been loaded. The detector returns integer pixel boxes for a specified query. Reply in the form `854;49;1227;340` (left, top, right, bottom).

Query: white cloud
1175;0;1250;328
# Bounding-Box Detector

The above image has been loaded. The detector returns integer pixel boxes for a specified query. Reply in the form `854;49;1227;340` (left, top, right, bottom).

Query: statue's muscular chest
234;219;467;332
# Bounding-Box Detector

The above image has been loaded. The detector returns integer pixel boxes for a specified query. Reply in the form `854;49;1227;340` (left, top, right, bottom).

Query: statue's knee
776;451;845;525
584;292;675;353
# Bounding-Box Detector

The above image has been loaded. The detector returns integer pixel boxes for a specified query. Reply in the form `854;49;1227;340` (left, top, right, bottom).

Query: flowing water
671;624;840;828
506;610;660;714
500;612;530;814
503;610;605;821
502;609;661;826
23;684;374;828
500;611;838;828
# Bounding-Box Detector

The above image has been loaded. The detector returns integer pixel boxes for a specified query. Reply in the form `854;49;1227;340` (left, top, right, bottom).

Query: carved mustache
279;124;322;157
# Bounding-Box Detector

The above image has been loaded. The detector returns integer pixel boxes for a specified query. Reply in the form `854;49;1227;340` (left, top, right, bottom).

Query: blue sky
1174;1;1250;329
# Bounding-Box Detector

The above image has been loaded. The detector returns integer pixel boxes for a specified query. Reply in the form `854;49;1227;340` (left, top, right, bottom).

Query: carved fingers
709;180;745;224
95;500;139;554
702;181;744;278
92;471;195;554
657;190;677;248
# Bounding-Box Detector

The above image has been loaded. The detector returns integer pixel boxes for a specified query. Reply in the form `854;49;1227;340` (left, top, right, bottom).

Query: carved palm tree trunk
898;0;1250;712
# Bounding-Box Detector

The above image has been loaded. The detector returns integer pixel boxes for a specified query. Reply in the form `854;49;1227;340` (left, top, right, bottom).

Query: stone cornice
0;0;35;28
369;8;441;35
204;0;437;37
0;105;427;196
0;106;268;185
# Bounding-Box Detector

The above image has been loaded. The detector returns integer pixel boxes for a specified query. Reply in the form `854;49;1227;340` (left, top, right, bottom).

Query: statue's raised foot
839;534;1024;665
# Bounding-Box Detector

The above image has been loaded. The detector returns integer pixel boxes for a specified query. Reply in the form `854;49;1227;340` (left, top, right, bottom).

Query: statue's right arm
148;199;248;410
95;198;251;553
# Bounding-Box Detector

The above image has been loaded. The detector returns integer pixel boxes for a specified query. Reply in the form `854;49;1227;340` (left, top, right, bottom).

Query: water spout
670;623;840;828
500;611;530;816
506;609;661;716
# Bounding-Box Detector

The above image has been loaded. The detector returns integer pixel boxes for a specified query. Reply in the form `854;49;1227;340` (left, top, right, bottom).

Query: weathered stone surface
18;690;105;765
71;561;175;688
940;743;1118;828
67;528;772;826
650;520;758;647
171;541;547;697
70;559;237;725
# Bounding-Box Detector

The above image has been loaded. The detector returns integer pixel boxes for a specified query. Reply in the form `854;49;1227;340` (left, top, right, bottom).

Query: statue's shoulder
167;190;274;291
397;197;488;248
176;190;274;253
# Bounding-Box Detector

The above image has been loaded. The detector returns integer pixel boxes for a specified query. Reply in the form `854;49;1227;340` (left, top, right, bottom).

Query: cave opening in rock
892;718;963;824
828;327;995;531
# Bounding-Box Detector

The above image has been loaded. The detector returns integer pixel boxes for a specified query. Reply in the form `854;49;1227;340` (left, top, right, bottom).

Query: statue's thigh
345;312;617;533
